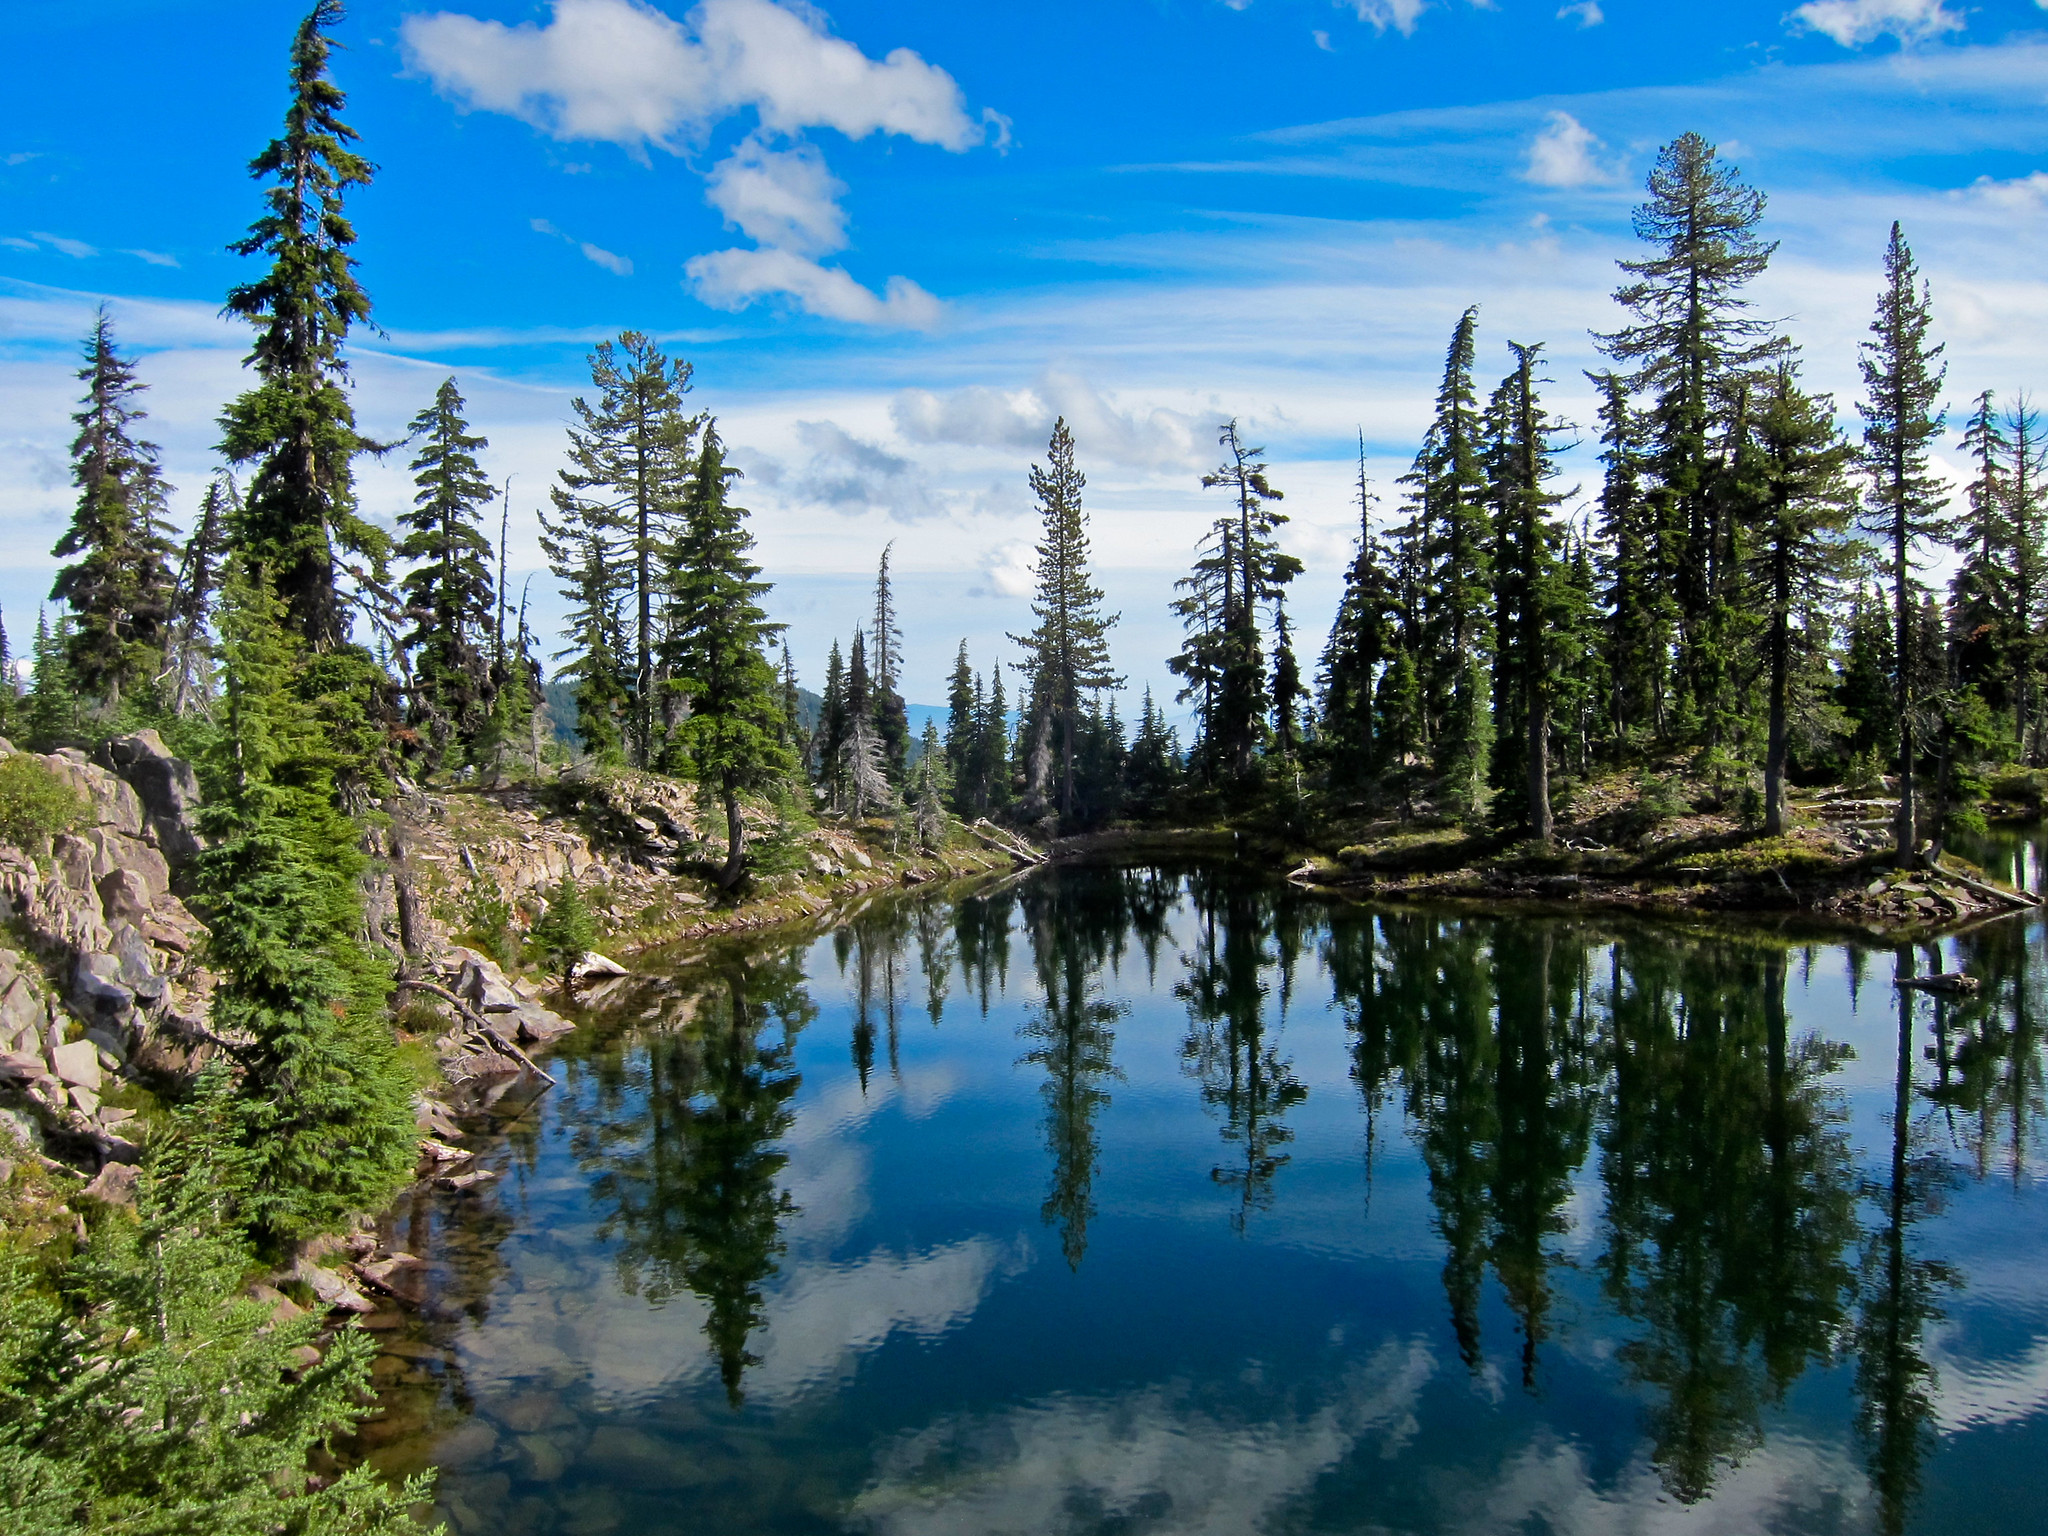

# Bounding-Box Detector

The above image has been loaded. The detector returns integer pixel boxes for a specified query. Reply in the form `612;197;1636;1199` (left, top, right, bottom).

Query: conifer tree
161;477;230;717
1125;687;1180;819
195;562;415;1244
25;611;79;747
549;331;695;766
980;663;1013;815
1587;370;1669;753
1740;362;1857;834
777;639;805;762
1856;223;1949;857
870;545;911;782
1200;421;1298;779
1167;518;1237;785
1416;308;1494;738
1011;419;1122;824
1318;439;1394;785
665;426;795;886
397;376;497;769
2000;398;2044;759
817;640;849;806
52;308;177;706
547;524;629;762
944;640;977;802
1487;343;1573;842
1597;133;1778;734
218;1;384;650
1840;582;1898;766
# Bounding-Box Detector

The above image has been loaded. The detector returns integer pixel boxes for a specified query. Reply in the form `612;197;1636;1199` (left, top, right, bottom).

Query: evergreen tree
161;477;230;718
1010;419;1122;824
777;639;805;763
980;663;1013;815
217;1;384;650
2001;398;2044;759
1739;361;1857;834
1487;342;1573;842
1840;581;1898;766
546;522;629;762
1167;517;1237;785
194;561;416;1246
51;307;177;706
870;544;910;782
944;640;977;808
1416;308;1494;745
1200;421;1298;779
665;425;796;886
817;640;849;807
25;611;79;748
1318;437;1394;785
397;376;497;769
1126;686;1180;820
1596;133;1778;736
549;331;696;767
1587;370;1670;753
1856;223;1950;858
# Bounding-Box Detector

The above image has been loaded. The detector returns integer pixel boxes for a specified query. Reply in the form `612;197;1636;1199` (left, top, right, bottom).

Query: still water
359;860;2048;1536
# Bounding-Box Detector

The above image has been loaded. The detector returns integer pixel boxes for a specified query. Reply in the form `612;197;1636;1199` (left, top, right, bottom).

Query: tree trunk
719;779;746;889
1525;684;1551;843
1893;518;1916;860
1764;563;1790;837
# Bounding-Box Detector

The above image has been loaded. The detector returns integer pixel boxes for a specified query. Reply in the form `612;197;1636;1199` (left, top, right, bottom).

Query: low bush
0;754;87;857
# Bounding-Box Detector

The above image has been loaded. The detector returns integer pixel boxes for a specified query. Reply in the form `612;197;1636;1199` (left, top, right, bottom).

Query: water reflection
371;863;2048;1536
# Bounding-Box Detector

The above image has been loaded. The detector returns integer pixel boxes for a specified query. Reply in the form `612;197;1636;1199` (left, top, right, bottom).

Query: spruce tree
52;308;177;707
870;545;910;782
1011;419;1122;824
546;523;629;762
944;640;977;806
1739;361;1857;834
397;377;497;770
1417;308;1494;741
665;426;795;886
1596;133;1778;736
218;1;384;650
1587;370;1669;753
817;640;849;807
1856;223;1949;858
1200;421;1297;779
2001;398;2044;759
25;611;79;748
1167;518;1237;785
549;331;696;766
161;477;230;717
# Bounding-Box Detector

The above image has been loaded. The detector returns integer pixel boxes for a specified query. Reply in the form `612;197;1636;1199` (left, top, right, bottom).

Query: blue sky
5;0;2048;711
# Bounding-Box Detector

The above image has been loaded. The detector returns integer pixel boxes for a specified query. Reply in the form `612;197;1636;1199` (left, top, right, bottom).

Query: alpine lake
349;834;2048;1536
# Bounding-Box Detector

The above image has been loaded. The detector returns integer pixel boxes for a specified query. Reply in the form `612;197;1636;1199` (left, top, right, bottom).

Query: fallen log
1896;971;1981;995
1927;861;2041;911
393;977;559;1087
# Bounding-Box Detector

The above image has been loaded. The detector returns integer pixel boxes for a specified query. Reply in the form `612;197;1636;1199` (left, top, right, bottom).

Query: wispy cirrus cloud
530;216;633;275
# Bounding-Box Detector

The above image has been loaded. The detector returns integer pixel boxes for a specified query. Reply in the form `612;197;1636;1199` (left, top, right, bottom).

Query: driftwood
1896;971;1982;995
967;819;1045;865
1926;861;2041;911
393;977;559;1087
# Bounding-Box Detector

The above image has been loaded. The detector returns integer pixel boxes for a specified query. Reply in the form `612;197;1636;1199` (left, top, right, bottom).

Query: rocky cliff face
0;731;210;1174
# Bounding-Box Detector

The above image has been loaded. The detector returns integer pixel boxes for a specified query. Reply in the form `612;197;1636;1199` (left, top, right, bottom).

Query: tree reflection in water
509;867;2041;1523
572;950;812;1407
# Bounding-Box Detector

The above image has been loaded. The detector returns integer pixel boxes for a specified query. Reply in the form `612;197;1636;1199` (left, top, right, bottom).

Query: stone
518;1433;572;1483
51;834;99;898
0;977;42;1044
431;1418;500;1471
436;1168;498;1193
575;951;628;978
108;924;164;1002
50;1037;103;1091
295;1260;377;1314
68;1082;100;1117
96;868;153;929
249;1283;307;1326
0;1051;47;1084
0;948;16;989
45;756;145;837
513;1005;574;1045
71;953;135;1022
81;1162;137;1205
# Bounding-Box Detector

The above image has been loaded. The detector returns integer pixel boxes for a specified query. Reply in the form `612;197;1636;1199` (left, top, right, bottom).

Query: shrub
0;754;87;857
528;875;597;987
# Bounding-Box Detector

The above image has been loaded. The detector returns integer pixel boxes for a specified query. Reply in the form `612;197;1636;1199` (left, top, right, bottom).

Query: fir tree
218;0;384;650
1200;421;1298;779
25;611;79;748
665;425;795;886
1740;361;1857;834
161;477;230;717
944;640;977;808
1597;133;1778;735
1318;437;1394;785
1856;223;1949;858
51;307;177;706
817;640;849;807
547;523;629;762
1125;686;1180;820
1587;369;1670;753
1011;419;1122;824
1416;308;1494;743
870;545;911;782
549;331;696;767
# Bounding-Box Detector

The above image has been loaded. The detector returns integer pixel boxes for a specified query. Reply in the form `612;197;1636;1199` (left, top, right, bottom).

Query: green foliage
456;874;519;973
194;565;415;1246
0;754;88;855
529;875;597;985
0;1149;435;1535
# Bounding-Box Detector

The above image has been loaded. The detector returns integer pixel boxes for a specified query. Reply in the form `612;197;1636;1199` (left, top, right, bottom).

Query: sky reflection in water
364;860;2048;1536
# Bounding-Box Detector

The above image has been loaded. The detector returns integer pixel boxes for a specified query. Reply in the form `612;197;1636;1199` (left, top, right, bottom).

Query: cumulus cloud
403;0;988;326
704;134;848;255
1789;0;1965;48
1522;112;1619;188
974;539;1035;598
1557;0;1603;26
891;371;1203;470
1959;170;2048;211
530;216;634;274
401;0;984;153
687;247;941;328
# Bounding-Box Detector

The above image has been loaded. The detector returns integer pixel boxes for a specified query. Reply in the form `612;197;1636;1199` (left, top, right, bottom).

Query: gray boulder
102;732;204;865
71;953;135;1022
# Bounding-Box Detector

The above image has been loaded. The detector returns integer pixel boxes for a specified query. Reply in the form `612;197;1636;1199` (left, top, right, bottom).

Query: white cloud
783;418;942;517
892;370;1204;471
704;133;848;256
686;246;942;328
1341;0;1430;34
1959;169;2048;211
0;237;35;252
123;249;179;268
529;216;634;274
404;0;982;327
1313;28;1334;51
1789;0;1965;48
2;152;39;167
401;0;984;153
976;539;1035;598
1522;111;1619;188
1558;0;1603;26
26;231;95;258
